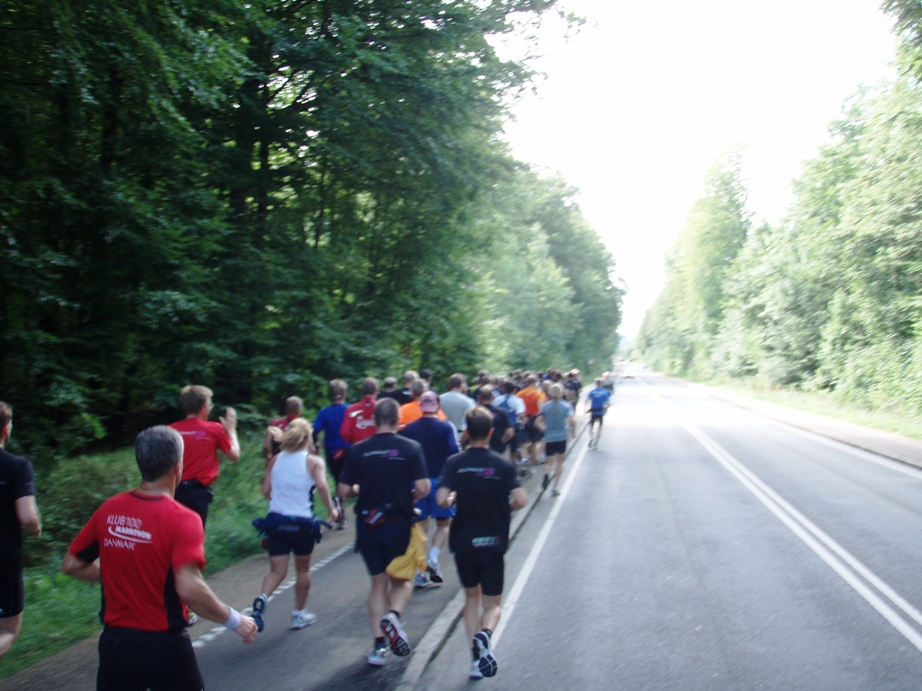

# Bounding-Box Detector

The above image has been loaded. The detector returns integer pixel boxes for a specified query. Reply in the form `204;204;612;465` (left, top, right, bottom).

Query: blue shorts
356;522;411;576
415;481;455;520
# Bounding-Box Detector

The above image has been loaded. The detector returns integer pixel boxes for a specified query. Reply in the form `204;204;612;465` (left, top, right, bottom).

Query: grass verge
702;376;922;441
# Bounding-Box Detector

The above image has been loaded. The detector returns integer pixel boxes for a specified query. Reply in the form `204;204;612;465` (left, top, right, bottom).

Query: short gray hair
135;426;183;482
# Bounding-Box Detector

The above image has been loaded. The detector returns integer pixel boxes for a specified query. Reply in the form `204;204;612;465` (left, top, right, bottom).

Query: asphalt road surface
419;374;922;690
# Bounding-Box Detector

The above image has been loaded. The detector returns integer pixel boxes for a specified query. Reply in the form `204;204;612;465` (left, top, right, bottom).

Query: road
419;374;922;690
8;373;922;690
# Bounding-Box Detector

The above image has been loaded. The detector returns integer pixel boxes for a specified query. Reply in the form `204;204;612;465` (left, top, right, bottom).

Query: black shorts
454;551;505;597
589;412;605;426
0;569;24;618
545;440;567;456
97;627;204;691
326;447;348;485
356;521;410;576
266;522;315;557
174;481;214;529
524;416;543;443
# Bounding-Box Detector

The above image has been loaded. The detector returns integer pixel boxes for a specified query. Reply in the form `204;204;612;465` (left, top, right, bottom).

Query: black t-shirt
0;448;36;573
340;433;427;525
439;447;520;554
481;403;511;454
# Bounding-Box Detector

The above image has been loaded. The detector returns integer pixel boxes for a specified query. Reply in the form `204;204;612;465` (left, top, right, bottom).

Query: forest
0;0;623;457
635;0;922;423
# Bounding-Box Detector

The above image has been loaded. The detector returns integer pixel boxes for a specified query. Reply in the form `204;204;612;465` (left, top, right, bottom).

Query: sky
496;0;898;339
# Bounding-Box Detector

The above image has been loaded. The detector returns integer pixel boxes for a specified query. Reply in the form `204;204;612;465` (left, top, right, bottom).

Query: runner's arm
262;455;278;500
308;455;339;523
62;552;101;583
16;495;41;537
220;406;241;462
509;487;528;511
412;478;431;504
174;563;257;643
435;486;456;508
262;427;275;464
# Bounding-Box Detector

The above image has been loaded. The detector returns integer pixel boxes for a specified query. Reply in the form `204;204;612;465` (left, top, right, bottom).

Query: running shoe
290;610;317;629
551;489;561;497
251;595;267;632
367;644;387;667
426;560;444;584
187;612;199;626
470;659;484;679
542;473;550;491
336;516;348;530
415;572;436;589
473;630;497;677
380;612;411;656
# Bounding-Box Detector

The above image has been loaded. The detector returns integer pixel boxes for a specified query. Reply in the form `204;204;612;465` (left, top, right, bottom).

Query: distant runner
586;378;611;449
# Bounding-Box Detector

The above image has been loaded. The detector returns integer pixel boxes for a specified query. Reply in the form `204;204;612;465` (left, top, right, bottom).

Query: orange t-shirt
517;387;546;416
399;401;447;429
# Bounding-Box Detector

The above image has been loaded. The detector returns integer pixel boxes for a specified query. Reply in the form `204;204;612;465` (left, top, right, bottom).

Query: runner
0;402;41;661
312;380;350;529
538;383;575;497
399;378;447;429
262;396;305;465
169;385;240;529
475;386;514;456
493;381;525;464
436;407;528;679
401;391;459;588
62;426;257;690
586;377;611;449
338;398;429;667
516;376;545;474
394;371;418;406
340;377;379;445
439;374;475;441
251;419;339;632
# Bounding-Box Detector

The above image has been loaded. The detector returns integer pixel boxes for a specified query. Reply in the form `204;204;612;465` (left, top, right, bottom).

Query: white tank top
268;450;315;519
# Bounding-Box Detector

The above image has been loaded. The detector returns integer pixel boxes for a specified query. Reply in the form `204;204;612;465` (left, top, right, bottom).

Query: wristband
224;607;242;630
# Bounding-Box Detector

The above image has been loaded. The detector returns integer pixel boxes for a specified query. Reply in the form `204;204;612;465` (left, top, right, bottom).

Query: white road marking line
192;540;354;649
492;441;591;647
646;383;922;654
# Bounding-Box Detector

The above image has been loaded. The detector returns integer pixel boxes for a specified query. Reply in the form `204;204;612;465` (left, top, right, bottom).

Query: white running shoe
473;630;497;677
380;612;411;656
290;610;317;629
367;645;387;666
470;659;484;679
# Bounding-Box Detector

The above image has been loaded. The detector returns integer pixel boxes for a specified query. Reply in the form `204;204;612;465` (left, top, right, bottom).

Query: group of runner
0;367;615;688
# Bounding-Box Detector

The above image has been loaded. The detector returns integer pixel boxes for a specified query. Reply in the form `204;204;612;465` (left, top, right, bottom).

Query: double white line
653;387;922;654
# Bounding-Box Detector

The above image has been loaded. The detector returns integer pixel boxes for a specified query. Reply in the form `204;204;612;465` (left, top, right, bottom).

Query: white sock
429;547;440;564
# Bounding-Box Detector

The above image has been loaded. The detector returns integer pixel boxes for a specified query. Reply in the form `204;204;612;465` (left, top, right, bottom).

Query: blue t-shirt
587;387;611;414
313;403;350;450
539;400;574;443
401;416;460;479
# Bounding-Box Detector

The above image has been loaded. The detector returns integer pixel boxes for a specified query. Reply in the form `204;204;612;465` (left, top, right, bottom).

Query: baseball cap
419;391;440;413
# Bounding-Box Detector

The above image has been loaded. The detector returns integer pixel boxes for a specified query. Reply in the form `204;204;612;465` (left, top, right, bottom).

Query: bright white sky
497;0;898;339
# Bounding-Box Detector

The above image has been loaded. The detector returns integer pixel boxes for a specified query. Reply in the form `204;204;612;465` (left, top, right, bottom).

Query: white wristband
224;607;242;630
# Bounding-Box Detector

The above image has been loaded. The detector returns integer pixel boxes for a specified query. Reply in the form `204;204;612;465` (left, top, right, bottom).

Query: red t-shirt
169;417;232;486
69;490;206;631
340;396;378;444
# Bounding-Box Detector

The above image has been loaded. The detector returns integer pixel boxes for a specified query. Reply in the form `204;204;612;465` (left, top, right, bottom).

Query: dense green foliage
0;0;622;460
637;4;922;420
